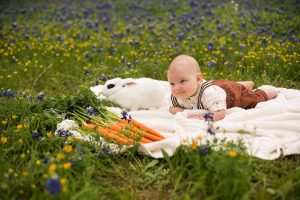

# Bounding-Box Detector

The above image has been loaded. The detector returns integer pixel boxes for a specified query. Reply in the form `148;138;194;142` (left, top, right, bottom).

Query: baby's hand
188;115;204;120
169;107;184;114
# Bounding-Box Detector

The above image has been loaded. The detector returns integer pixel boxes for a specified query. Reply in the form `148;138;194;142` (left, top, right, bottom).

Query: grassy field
0;0;300;199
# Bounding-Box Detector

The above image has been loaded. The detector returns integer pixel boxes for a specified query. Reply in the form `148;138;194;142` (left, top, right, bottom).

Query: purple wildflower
203;113;214;122
32;130;43;141
239;44;245;50
99;74;107;82
86;106;98;116
120;56;125;63
207;42;214;51
84;70;91;76
126;62;131;68
56;129;73;138
41;157;50;164
197;145;210;156
46;176;61;195
121;110;132;122
102;147;110;153
37;91;45;101
56;36;64;42
27;94;33;101
177;31;184;40
207;127;215;135
209;60;216;67
3;89;15;98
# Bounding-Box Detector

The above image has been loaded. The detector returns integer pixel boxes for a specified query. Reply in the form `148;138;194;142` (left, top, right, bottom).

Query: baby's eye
170;83;175;87
180;80;187;84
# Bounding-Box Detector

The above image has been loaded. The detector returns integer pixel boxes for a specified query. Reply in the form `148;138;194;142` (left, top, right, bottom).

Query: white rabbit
95;77;171;110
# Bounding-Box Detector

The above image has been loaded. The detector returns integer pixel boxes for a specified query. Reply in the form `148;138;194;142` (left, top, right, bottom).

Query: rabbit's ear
122;81;137;87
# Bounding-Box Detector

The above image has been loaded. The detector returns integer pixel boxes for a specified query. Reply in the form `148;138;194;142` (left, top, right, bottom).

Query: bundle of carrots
84;118;165;145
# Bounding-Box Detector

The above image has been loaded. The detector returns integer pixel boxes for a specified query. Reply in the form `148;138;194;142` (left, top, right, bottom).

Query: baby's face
167;66;201;100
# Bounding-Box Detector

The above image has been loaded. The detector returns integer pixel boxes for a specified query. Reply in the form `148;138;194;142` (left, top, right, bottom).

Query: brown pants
213;80;268;109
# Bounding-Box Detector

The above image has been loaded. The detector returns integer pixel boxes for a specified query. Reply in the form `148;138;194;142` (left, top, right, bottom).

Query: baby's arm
188;109;225;121
169;106;185;114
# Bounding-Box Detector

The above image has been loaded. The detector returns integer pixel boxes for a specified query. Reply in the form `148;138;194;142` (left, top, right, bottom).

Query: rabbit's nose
107;84;115;89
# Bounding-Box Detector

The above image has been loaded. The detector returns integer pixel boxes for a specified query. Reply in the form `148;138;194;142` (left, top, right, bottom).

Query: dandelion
196;135;203;141
23;171;29;176
190;140;198;150
60;178;67;185
12;115;17;119
56;153;65;160
63;145;73;153
36;160;41;166
46;175;62;195
47;132;52;137
228;150;238;158
2;120;7;125
1;136;8;143
49;164;57;174
63;162;72;169
16;124;23;129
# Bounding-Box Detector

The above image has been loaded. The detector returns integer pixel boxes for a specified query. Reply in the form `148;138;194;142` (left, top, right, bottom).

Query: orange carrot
118;121;163;141
84;122;96;131
96;126;134;145
119;119;165;139
109;123;153;144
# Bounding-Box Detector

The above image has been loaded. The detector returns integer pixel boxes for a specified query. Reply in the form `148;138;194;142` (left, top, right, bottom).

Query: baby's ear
196;72;203;81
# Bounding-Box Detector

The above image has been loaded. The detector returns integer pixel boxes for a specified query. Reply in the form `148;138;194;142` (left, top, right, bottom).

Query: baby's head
167;55;202;100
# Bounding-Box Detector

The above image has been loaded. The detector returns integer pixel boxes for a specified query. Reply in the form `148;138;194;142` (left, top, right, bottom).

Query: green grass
0;0;300;199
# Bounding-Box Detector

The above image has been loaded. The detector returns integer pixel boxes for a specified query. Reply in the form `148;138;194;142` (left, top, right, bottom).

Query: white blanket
124;88;300;160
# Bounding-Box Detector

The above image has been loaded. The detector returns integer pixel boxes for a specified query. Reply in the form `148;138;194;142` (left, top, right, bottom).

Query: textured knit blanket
122;87;300;160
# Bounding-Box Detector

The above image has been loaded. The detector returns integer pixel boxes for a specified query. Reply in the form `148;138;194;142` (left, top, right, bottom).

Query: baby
167;54;278;121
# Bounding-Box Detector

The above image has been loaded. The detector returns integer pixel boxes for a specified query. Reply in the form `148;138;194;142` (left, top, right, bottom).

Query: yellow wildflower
36;160;41;166
2;120;7;125
56;153;65;160
46;132;52;138
23;171;29;176
18;139;23;144
190;140;198;150
60;178;67;185
63;145;73;153
228;151;238;158
12;115;17;119
196;135;203;141
63;162;72;170
1;137;8;143
16;124;23;129
49;164;57;174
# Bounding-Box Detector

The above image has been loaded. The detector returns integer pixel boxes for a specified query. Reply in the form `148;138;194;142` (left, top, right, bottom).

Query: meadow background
0;0;299;199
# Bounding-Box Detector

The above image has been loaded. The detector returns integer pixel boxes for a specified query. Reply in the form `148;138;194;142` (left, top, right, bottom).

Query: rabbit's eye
107;84;115;89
